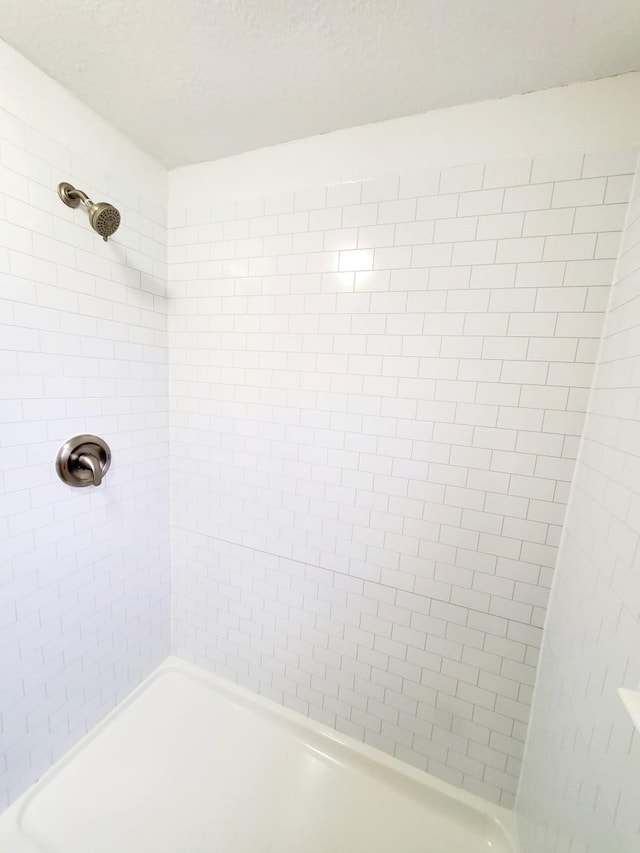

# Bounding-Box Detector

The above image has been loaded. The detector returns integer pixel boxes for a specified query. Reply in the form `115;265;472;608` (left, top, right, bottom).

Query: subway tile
551;178;606;208
503;183;553;213
572;203;627;233
416;194;458;220
6;134;638;820
326;182;362;207
543;233;597;261
378;198;416;224
483;159;532;189
531;154;583;184
439;164;484;194
496;237;544;264
1;97;170;814
476;213;523;240
361;176;400;203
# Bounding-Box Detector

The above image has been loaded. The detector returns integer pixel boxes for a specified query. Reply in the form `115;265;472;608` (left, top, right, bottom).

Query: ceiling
1;0;639;169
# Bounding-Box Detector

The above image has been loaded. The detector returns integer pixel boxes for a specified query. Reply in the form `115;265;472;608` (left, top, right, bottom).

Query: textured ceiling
1;0;640;168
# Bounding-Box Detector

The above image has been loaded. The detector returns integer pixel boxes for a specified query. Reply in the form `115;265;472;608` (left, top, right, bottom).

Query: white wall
516;158;640;851
170;74;640;202
168;76;640;812
0;40;169;809
169;130;637;804
2;38;640;822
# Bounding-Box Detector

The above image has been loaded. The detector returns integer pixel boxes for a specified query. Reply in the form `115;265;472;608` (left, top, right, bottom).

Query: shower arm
59;184;92;208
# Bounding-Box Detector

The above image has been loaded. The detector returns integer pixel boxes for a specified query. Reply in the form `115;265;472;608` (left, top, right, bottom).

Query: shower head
57;182;121;242
86;201;121;241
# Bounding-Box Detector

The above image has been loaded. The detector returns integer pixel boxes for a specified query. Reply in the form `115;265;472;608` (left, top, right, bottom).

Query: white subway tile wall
517;158;640;850
0;104;170;808
169;148;637;806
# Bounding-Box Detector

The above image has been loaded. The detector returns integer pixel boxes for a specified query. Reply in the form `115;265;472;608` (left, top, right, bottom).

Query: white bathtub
0;658;519;852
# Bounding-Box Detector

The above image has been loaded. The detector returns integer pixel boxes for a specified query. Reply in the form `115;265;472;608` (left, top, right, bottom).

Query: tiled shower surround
169;149;638;806
0;95;170;808
517;162;640;850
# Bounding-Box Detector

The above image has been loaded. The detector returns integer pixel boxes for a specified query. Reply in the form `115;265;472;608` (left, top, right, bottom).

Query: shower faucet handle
56;434;111;488
76;452;104;487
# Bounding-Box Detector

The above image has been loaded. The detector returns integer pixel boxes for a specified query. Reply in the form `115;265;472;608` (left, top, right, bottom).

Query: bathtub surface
0;657;518;852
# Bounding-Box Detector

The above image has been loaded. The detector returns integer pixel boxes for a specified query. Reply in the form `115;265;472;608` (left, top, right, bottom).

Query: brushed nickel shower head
57;182;121;242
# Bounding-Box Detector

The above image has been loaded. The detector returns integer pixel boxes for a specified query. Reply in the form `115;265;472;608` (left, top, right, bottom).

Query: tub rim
0;655;520;852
